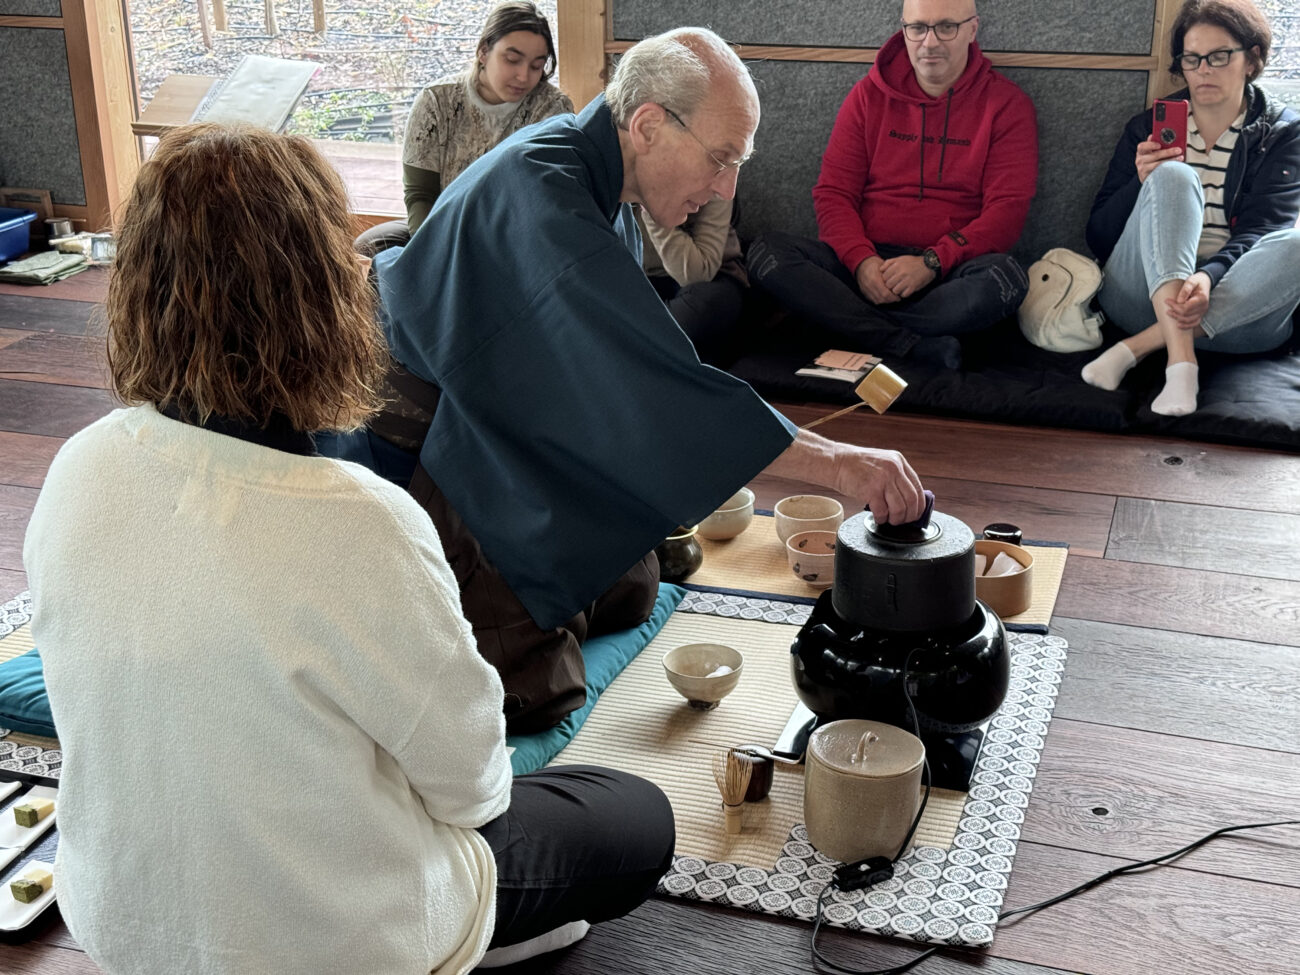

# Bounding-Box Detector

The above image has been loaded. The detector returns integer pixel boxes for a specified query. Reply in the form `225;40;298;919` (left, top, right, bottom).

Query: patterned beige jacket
403;72;574;188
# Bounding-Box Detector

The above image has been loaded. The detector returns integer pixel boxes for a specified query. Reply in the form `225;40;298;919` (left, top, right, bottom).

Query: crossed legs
1084;161;1300;415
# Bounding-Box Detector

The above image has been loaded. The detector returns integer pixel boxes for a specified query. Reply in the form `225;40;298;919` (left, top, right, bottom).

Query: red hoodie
813;34;1038;275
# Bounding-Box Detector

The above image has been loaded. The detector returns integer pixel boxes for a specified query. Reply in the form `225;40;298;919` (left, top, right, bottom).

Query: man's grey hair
605;27;751;127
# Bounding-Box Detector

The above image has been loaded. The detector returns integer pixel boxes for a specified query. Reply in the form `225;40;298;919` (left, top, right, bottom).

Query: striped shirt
1186;108;1247;259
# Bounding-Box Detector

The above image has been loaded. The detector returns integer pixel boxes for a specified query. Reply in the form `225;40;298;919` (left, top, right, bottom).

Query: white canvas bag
1018;247;1106;352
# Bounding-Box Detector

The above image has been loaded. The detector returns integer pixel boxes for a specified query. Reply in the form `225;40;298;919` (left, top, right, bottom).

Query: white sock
1081;342;1137;390
477;920;590;968
1151;361;1199;416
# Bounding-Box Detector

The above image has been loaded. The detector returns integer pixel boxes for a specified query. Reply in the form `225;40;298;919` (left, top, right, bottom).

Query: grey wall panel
736;60;866;242
732;60;1148;263
0;1;63;16
613;0;1154;55
1001;67;1147;260
0;27;86;206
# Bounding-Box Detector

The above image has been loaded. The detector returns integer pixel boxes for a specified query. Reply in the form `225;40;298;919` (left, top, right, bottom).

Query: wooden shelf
129;75;217;138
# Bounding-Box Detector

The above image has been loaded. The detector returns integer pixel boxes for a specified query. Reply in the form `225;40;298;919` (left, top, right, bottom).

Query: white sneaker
476;920;591;969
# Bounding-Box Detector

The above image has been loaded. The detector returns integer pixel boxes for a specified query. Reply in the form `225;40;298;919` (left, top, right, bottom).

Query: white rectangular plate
0;858;56;931
0;784;58;850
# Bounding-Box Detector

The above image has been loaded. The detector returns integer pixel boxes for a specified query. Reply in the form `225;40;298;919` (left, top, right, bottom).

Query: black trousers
747;231;1028;350
650;273;748;368
477;766;676;948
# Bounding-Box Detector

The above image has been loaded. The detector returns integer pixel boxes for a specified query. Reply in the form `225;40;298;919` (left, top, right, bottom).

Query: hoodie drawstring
938;88;953;184
918;90;954;200
918;103;926;200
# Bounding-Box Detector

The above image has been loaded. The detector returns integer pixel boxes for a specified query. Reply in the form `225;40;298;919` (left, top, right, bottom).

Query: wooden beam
1149;0;1184;104
0;15;62;28
212;0;228;33
605;39;1156;73
313;0;326;34
57;1;120;230
556;0;608;108
196;0;213;50
264;0;279;37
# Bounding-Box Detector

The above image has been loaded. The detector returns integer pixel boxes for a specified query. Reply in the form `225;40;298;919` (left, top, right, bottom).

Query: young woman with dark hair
401;0;574;233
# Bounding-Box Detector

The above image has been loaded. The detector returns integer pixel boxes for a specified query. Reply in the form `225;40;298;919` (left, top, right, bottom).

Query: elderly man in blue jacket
329;27;928;733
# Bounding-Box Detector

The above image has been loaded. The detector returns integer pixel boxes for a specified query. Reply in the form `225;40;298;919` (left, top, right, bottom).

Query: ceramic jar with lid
803;719;925;863
654;525;703;583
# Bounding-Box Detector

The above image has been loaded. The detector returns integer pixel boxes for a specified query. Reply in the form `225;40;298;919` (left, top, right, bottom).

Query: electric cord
996;817;1300;925
807;653;1300;974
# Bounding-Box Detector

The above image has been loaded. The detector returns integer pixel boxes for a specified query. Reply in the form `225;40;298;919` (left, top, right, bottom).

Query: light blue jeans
1098;161;1300;354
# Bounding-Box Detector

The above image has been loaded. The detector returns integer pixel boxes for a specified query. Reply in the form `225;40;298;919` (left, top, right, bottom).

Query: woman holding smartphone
1082;0;1300;416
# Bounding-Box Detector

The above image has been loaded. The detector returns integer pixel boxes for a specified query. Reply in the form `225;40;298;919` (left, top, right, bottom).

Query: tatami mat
0;624;34;664
550;610;965;869
691;513;1067;629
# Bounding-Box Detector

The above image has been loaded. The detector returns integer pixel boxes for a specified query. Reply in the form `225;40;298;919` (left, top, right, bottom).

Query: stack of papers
0;251;88;285
795;349;883;383
191;55;320;132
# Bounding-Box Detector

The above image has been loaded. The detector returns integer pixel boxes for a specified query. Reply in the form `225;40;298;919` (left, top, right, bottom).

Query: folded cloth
903;489;936;531
0;251;88;284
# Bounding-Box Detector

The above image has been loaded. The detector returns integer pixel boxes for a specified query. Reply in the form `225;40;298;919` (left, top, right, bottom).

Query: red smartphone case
1152;99;1189;157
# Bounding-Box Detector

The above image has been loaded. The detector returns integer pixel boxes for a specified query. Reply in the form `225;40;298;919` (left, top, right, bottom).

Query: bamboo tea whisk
713;748;753;834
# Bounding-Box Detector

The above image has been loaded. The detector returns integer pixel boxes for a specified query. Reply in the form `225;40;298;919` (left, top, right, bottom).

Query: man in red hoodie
747;0;1038;367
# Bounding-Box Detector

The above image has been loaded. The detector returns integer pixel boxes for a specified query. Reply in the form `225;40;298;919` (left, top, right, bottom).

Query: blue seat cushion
508;583;686;775
0;649;56;738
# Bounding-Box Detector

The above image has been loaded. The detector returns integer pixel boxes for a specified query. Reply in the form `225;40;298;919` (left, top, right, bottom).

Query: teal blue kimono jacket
368;96;796;628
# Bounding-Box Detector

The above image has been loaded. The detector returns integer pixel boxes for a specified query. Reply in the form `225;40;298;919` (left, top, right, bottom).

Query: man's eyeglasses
1177;47;1244;71
901;15;977;42
662;105;752;176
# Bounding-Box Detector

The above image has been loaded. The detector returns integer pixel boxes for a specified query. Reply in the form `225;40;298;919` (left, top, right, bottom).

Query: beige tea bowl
786;530;837;589
774;495;844;544
697;487;756;541
662;643;744;710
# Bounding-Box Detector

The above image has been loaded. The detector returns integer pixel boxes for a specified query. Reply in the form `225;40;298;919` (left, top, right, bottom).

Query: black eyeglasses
1177;47;1244;71
900;15;977;42
661;105;752;176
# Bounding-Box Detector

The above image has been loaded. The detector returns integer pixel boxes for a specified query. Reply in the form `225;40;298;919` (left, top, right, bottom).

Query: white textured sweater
24;405;512;975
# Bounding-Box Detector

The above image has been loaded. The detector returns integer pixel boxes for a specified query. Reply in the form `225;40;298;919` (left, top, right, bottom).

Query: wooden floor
0;282;1297;974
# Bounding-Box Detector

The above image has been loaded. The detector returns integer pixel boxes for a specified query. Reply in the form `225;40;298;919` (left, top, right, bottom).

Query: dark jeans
353;218;411;257
747;231;1028;354
477;766;676;948
650;273;747;368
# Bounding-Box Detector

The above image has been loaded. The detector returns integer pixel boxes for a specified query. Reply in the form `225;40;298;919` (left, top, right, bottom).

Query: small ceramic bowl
662;643;744;710
786;530;837;589
697;487;756;540
974;540;1034;618
775;495;844;544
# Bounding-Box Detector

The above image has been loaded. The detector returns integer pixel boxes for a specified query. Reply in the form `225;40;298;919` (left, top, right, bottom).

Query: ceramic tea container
655;525;703;582
803;719;925;863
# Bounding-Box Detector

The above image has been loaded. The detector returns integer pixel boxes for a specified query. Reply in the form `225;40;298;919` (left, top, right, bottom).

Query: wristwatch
921;248;942;274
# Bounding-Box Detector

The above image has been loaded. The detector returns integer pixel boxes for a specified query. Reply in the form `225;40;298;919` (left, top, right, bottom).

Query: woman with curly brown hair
23;123;672;975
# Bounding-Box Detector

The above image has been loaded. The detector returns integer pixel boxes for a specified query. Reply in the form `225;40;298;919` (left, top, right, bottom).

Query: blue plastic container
0;206;38;264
